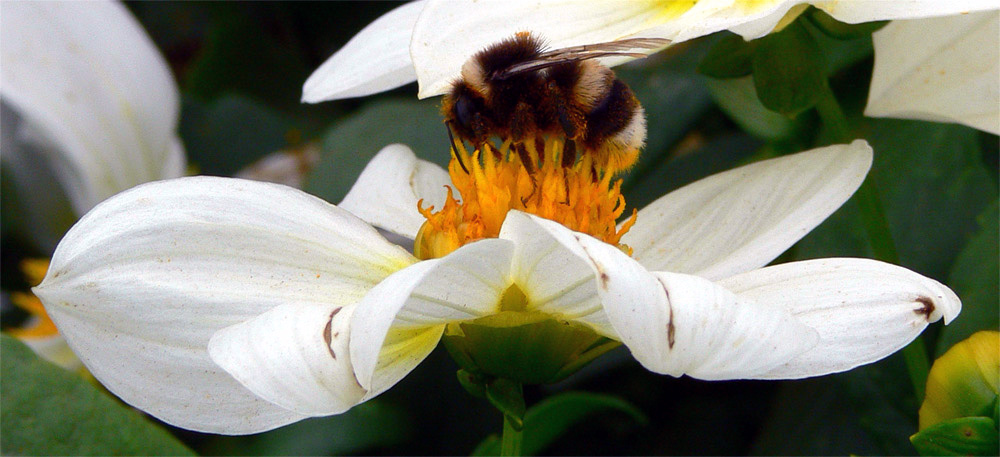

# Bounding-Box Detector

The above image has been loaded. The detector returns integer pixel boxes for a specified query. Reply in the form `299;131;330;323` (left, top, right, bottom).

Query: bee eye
453;96;477;130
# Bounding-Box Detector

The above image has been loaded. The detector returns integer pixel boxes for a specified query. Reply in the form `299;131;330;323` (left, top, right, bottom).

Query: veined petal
208;303;366;416
302;1;424;102
681;1;999;42
814;1;999;25
664;0;806;43
624;140;872;281
351;239;514;400
411;0;680;98
518;214;818;380
719;258;962;379
33;176;414;434
339;144;450;239
499;211;615;338
864;12;1000;135
0;1;184;215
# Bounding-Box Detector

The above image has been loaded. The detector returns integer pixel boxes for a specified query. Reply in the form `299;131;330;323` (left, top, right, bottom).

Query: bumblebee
442;32;668;173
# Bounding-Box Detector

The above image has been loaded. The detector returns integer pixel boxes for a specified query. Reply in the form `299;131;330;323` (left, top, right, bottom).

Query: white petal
661;0;804;43
19;333;84;373
864;12;1000;135
815;1;999;25
33;176;414;434
411;0;675;98
518;214;818;380
302;1;424;102
719;258;962;379
499;211;615;337
689;1;999;42
339;144;450;239
0;1;184;215
0;103;76;252
351;239;514;400
208;303;366;416
624;140;872;281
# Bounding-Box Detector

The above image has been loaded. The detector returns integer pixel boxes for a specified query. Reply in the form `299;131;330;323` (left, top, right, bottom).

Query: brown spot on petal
323;307;342;359
655;276;676;350
913;296;935;321
574;234;610;290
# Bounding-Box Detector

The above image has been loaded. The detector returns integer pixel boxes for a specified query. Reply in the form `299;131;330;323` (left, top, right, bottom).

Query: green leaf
624;133;761;211
806;8;888;40
753;355;921;455
615;59;714;188
797;121;996;280
470;434;501;456
0;334;194;456
911;416;999;456
181;4;310;110
180;94;296;176
304;98;448;204
702;76;799;142
751;21;827;116
937;201;1000;355
697;33;756;79
473;392;647;456
201;400;412;456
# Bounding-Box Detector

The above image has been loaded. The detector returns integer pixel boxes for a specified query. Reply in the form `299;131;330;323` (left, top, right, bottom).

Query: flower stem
501;413;523;456
814;79;929;400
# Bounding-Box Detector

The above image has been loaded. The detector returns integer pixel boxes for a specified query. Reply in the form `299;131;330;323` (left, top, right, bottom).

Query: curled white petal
516;213;818;380
208;303;367;416
625;140;872;281
302;1;424;102
351;239;514;401
0;0;184;215
34;176;413;434
720;258;962;379
339;144;450;239
499;211;616;338
865;12;1000;135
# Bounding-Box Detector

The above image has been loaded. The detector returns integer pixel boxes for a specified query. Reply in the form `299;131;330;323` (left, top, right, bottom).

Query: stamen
415;136;637;260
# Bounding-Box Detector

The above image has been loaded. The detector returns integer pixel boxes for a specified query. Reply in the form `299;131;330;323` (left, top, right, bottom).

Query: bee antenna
444;121;470;174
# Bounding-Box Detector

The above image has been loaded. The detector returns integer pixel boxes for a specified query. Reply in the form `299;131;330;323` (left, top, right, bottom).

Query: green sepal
806;8;888;40
910;417;999;456
457;369;487;399
697;33;757;79
442;314;618;385
485;379;525;430
751;20;827;116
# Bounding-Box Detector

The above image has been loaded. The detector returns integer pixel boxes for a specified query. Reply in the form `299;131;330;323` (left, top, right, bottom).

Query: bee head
444;80;489;141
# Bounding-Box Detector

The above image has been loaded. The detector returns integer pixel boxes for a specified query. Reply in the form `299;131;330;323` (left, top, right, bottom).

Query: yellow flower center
9;259;58;340
414;137;637;260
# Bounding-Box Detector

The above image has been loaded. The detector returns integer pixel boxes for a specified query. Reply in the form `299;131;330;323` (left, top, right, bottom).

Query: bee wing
498;37;670;78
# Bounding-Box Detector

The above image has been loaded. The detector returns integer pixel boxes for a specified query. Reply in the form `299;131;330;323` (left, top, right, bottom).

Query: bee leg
561;139;577;169
444;121;470;174
514;142;537;176
515;142;540;204
489;140;504;161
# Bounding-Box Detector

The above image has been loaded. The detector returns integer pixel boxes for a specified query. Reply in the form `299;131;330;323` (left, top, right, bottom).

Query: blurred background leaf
936;202;999;355
472;391;648;456
0;334;195;456
2;3;997;456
